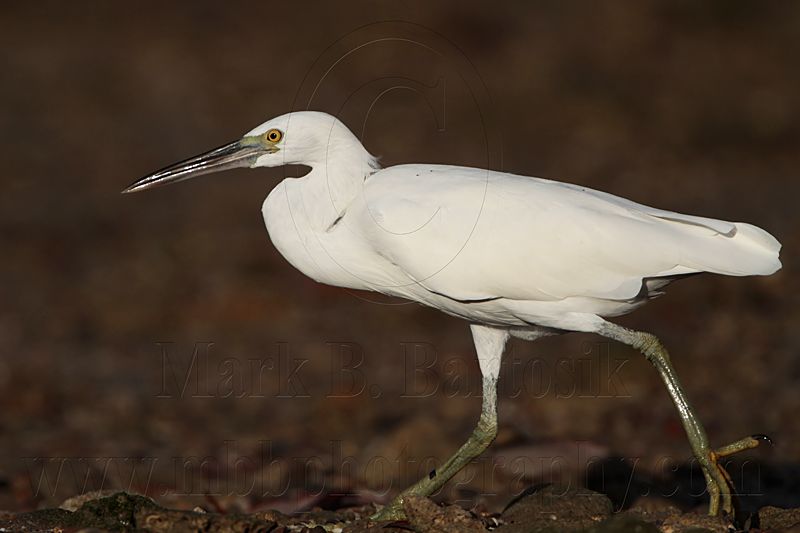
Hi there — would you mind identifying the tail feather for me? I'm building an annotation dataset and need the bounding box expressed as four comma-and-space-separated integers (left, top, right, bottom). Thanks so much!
682, 221, 782, 277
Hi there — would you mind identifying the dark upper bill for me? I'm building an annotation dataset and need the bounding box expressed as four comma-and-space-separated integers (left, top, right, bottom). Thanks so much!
121, 139, 272, 194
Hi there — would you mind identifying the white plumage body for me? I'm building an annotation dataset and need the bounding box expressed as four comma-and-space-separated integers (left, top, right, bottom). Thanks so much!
263, 154, 780, 332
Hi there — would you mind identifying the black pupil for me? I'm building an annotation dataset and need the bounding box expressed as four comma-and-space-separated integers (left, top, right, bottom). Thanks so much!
270, 132, 278, 140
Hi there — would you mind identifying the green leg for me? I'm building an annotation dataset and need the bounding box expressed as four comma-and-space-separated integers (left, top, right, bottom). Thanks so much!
600, 322, 766, 516
371, 325, 507, 521
371, 376, 498, 521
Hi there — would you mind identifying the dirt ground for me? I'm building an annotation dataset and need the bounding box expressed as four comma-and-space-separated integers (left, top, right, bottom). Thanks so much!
3, 488, 800, 532
1, 1, 799, 532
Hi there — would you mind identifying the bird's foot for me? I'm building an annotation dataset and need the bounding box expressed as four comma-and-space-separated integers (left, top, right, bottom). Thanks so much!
703, 434, 772, 516
370, 499, 407, 522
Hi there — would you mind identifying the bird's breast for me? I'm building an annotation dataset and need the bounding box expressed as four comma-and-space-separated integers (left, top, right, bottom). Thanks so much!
261, 180, 386, 292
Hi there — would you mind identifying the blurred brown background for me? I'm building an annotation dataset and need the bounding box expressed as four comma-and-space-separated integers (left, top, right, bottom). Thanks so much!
0, 0, 797, 514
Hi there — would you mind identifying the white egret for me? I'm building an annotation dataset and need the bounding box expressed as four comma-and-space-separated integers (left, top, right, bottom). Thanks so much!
124, 111, 781, 519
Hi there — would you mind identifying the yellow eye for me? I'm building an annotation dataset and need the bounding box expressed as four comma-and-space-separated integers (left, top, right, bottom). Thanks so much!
265, 129, 283, 143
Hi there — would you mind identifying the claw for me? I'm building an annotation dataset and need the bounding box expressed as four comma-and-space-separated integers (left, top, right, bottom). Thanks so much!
705, 434, 771, 516
751, 433, 774, 446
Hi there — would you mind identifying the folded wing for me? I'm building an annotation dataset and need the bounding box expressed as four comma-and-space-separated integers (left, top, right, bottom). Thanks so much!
353, 165, 781, 302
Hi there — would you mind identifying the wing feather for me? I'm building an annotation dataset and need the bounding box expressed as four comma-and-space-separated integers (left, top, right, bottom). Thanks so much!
352, 165, 781, 302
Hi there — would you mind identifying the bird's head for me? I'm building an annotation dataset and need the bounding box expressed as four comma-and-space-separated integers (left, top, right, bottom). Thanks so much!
123, 111, 377, 193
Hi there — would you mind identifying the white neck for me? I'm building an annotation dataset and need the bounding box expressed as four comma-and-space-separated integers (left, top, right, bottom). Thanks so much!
291, 140, 379, 231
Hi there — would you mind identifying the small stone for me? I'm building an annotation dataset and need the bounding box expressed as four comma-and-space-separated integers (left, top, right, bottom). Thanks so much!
496, 485, 613, 533
758, 506, 800, 530
628, 495, 681, 514
585, 514, 660, 533
262, 508, 291, 523
659, 510, 730, 533
59, 490, 124, 512
402, 495, 486, 533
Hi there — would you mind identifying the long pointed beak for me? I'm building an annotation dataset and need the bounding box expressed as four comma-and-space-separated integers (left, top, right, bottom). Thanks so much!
122, 139, 272, 194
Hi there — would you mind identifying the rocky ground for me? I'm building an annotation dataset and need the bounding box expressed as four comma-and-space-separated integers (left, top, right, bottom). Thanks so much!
3, 487, 800, 533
